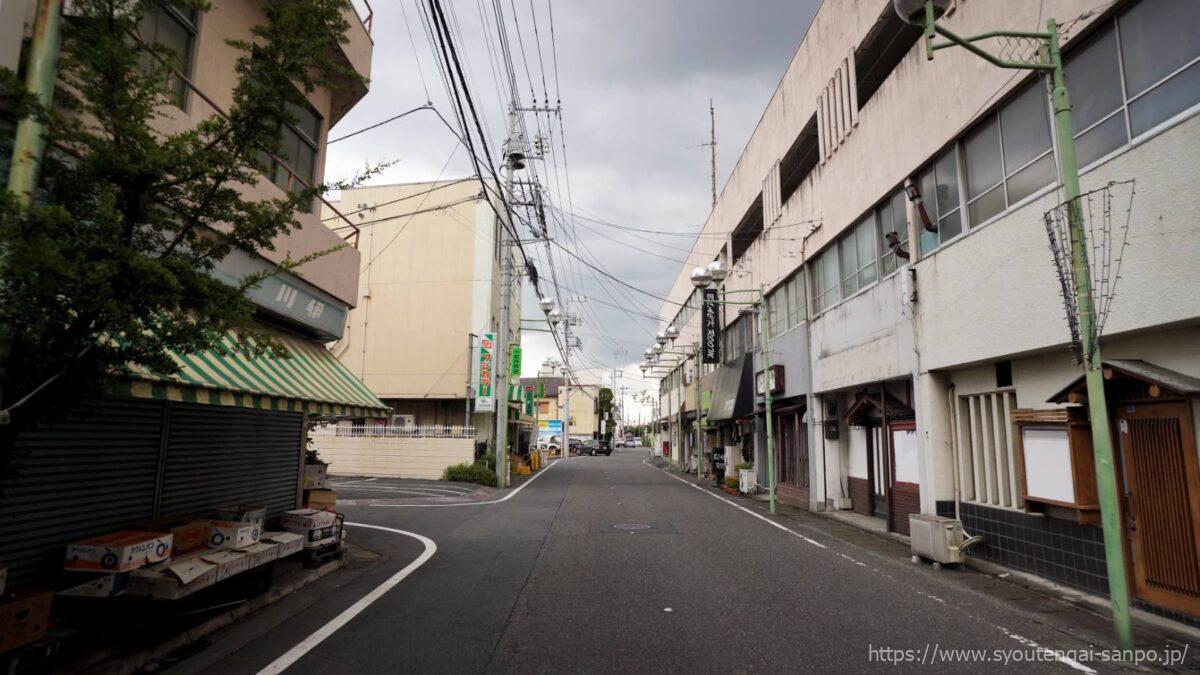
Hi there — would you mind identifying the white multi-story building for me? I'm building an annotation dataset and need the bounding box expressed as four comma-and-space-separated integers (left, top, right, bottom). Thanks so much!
654, 0, 1200, 624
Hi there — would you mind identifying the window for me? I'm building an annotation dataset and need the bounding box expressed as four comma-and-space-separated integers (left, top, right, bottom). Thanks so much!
813, 246, 840, 314
138, 4, 199, 109
730, 197, 764, 264
917, 147, 964, 254
1118, 0, 1200, 136
954, 390, 1020, 509
263, 101, 323, 212
1062, 0, 1200, 167
839, 214, 877, 297
877, 190, 908, 275
766, 272, 806, 338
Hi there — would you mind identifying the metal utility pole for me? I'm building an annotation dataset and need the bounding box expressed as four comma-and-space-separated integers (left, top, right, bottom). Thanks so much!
492, 111, 521, 488
756, 286, 777, 514
1, 0, 64, 419
562, 312, 571, 455
908, 1, 1132, 649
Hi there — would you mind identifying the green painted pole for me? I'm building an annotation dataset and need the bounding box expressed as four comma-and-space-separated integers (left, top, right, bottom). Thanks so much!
694, 348, 702, 482
757, 286, 776, 514
1046, 19, 1134, 650
1, 0, 64, 419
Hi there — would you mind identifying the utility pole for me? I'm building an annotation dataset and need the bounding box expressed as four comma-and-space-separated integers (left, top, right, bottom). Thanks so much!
562, 310, 571, 455
908, 1, 1132, 649
2, 0, 64, 420
492, 110, 521, 488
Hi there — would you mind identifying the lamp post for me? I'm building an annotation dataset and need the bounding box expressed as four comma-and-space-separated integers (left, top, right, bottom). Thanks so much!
900, 0, 1131, 649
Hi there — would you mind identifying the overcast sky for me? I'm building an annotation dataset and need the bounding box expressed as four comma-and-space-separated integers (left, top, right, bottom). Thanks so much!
328, 0, 820, 423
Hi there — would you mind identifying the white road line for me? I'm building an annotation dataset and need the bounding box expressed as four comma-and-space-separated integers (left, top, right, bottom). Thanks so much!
335, 485, 472, 497
656, 461, 828, 549
373, 457, 572, 508
999, 627, 1097, 674
256, 523, 437, 674
332, 481, 472, 495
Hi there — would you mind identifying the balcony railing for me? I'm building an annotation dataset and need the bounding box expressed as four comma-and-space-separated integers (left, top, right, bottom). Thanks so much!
315, 425, 477, 439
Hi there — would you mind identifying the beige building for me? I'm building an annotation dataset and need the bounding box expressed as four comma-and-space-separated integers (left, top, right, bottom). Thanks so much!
653, 0, 1200, 624
326, 179, 517, 442
522, 376, 601, 439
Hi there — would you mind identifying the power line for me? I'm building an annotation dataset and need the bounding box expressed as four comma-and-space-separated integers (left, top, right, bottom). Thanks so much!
327, 105, 433, 144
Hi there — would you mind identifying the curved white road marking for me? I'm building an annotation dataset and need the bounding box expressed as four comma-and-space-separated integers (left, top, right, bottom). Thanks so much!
374, 456, 573, 508
256, 523, 437, 674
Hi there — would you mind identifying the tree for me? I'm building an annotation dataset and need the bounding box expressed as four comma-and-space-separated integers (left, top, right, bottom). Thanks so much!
0, 0, 373, 452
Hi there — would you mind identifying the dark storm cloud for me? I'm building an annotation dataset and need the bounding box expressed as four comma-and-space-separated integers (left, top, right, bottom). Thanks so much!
327, 0, 820, 408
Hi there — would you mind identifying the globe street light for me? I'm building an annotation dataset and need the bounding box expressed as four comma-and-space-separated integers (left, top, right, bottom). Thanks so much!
539, 296, 555, 313
548, 309, 562, 326
666, 324, 678, 342
707, 259, 727, 283
690, 266, 711, 288
655, 330, 668, 346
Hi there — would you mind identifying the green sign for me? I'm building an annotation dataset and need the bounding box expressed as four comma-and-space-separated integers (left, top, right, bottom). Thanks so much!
537, 379, 545, 398
524, 389, 534, 415
510, 345, 522, 376
475, 332, 495, 413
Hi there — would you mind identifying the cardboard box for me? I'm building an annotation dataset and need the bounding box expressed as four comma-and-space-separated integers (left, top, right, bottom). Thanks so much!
204, 521, 257, 549
58, 572, 128, 598
238, 541, 279, 568
262, 531, 303, 558
303, 489, 337, 510
303, 462, 330, 490
279, 509, 341, 549
200, 550, 252, 582
64, 531, 173, 573
215, 505, 266, 541
146, 520, 209, 555
127, 552, 217, 600
0, 566, 6, 595
0, 591, 52, 654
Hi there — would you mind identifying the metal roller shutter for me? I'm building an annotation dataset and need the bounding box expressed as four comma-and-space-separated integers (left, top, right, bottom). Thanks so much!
0, 399, 165, 588
158, 404, 303, 520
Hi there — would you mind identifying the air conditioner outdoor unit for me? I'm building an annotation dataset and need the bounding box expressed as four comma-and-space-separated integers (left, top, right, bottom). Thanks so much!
909, 514, 977, 568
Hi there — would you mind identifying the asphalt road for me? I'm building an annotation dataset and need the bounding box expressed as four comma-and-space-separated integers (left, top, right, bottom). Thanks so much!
165, 449, 1197, 674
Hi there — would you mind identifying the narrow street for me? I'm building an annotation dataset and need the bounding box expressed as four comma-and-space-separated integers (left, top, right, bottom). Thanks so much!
163, 450, 1193, 674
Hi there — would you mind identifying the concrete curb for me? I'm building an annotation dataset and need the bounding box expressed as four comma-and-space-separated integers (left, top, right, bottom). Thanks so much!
69, 554, 349, 674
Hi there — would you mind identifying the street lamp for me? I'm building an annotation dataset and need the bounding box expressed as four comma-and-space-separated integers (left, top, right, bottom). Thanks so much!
690, 266, 712, 288
547, 308, 562, 326
666, 324, 679, 342
900, 0, 1131, 649
655, 330, 668, 346
707, 259, 727, 283
539, 296, 555, 313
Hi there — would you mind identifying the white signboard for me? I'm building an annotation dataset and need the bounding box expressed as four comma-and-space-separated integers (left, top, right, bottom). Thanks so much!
1021, 427, 1075, 503
892, 427, 919, 484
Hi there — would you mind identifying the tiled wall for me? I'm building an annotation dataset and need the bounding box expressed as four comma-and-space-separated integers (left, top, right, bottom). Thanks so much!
935, 501, 1200, 629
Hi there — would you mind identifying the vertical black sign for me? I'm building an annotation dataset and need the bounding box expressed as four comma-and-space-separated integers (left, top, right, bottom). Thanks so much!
702, 288, 720, 364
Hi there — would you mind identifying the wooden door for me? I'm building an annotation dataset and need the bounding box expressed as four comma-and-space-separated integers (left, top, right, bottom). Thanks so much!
1116, 401, 1200, 616
775, 413, 809, 507
888, 421, 920, 535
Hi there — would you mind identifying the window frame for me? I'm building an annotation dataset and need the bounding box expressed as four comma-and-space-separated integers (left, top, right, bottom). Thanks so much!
140, 3, 200, 110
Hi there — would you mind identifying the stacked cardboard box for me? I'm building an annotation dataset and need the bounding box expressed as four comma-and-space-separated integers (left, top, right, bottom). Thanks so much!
280, 509, 341, 549
0, 591, 52, 655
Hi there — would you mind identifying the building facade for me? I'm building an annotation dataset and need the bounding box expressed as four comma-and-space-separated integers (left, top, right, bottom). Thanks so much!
0, 0, 383, 588
325, 179, 517, 449
654, 0, 1200, 623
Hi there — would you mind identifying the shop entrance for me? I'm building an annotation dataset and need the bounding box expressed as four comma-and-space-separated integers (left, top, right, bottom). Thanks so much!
1116, 400, 1200, 616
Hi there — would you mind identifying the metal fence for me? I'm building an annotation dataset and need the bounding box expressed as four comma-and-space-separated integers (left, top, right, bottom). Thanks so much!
313, 425, 476, 439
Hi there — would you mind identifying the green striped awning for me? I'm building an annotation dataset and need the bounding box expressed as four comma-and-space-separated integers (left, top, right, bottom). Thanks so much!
121, 326, 388, 417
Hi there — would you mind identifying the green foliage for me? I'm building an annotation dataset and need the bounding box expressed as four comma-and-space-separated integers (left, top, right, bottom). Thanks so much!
0, 0, 379, 446
443, 461, 498, 486
724, 476, 739, 489
480, 451, 497, 472
734, 462, 754, 471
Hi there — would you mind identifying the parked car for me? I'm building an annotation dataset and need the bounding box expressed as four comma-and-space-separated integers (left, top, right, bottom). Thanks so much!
623, 438, 638, 447
568, 437, 582, 453
583, 438, 611, 456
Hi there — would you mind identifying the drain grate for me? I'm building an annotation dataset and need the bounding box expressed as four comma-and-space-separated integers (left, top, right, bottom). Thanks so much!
592, 521, 677, 535
612, 523, 652, 531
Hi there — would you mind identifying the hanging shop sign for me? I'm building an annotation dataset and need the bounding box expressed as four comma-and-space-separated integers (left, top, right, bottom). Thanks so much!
702, 289, 720, 364
755, 365, 785, 395
476, 332, 496, 412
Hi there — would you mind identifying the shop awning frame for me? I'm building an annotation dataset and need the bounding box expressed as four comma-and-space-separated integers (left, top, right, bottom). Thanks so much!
121, 326, 389, 418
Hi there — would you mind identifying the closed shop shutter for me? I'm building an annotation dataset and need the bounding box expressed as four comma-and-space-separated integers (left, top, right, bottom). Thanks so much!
0, 399, 165, 588
158, 404, 303, 520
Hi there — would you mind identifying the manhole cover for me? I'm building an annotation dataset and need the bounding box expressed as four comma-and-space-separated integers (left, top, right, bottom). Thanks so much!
612, 523, 652, 531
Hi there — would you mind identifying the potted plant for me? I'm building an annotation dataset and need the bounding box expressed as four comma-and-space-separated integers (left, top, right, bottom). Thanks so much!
723, 476, 740, 496
735, 462, 755, 494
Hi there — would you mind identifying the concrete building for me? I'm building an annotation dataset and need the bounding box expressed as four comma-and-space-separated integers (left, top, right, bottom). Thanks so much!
522, 376, 601, 440
653, 0, 1200, 623
325, 179, 518, 448
0, 0, 382, 587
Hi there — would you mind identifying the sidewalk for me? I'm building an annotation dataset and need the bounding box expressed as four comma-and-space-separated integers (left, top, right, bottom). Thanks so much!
658, 459, 1200, 666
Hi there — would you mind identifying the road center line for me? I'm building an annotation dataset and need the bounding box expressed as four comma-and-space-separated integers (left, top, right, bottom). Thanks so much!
256, 523, 437, 674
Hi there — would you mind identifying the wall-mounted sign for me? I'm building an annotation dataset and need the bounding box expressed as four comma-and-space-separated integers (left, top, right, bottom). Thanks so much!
510, 345, 522, 376
475, 332, 496, 412
755, 365, 785, 395
701, 289, 720, 364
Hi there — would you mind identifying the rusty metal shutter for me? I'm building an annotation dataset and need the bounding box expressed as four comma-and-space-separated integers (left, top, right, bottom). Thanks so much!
158, 404, 303, 521
0, 398, 165, 588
